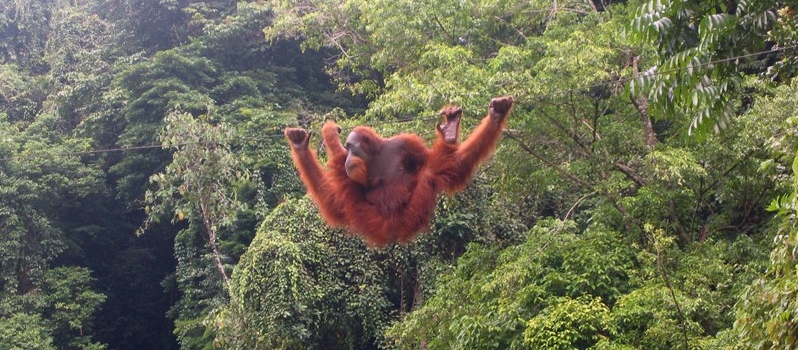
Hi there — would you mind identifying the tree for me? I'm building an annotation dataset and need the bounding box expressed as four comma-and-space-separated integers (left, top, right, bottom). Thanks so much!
142, 110, 254, 287
140, 110, 256, 346
0, 112, 107, 349
41, 268, 107, 350
88, 0, 191, 52
628, 0, 790, 134
216, 198, 392, 349
0, 313, 56, 350
0, 0, 57, 73
387, 220, 637, 349
735, 82, 798, 350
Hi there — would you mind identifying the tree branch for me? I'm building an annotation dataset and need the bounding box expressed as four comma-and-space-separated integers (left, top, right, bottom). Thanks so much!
504, 130, 593, 189
631, 55, 658, 150
200, 195, 231, 290
614, 162, 645, 187
504, 130, 636, 230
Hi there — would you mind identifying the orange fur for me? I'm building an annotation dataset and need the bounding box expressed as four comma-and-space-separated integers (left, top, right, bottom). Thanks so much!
345, 157, 368, 185
285, 97, 513, 246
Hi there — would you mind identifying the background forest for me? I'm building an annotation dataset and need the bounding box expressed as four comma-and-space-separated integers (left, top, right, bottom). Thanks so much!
2, 0, 798, 349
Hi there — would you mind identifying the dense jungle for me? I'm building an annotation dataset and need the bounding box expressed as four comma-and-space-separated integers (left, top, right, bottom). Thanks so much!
2, 0, 798, 349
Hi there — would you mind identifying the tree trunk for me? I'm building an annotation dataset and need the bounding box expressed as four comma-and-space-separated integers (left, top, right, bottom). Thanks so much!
200, 200, 230, 290
631, 56, 658, 150
413, 272, 428, 350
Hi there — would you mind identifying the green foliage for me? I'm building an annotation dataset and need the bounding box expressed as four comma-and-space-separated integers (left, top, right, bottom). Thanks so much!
141, 110, 262, 347
608, 234, 764, 349
267, 0, 606, 105
45, 5, 122, 138
89, 0, 191, 51
0, 113, 103, 294
215, 177, 524, 350
0, 313, 56, 350
42, 268, 107, 350
0, 125, 108, 346
768, 6, 798, 79
523, 296, 611, 349
0, 0, 55, 72
605, 78, 780, 246
387, 220, 637, 349
1, 0, 365, 349
0, 64, 44, 122
3, 0, 797, 349
121, 50, 216, 123
111, 48, 218, 203
627, 0, 786, 134
735, 81, 798, 350
266, 0, 375, 94
388, 220, 765, 349
141, 111, 250, 240
217, 198, 392, 349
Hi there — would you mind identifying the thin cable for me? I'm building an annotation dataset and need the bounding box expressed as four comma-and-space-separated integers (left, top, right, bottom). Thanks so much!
2, 144, 164, 162
0, 132, 287, 162
1, 45, 793, 163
